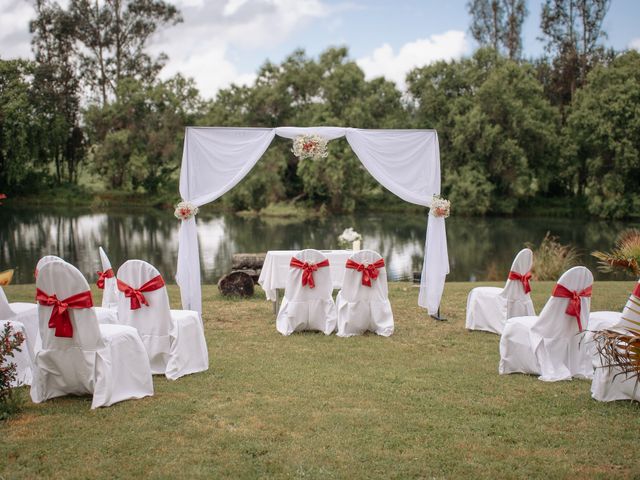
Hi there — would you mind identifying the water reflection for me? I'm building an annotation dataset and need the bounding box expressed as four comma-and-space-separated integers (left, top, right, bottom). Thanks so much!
1, 206, 638, 284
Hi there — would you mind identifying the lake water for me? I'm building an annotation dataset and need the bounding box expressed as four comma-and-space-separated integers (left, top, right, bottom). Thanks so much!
1, 206, 637, 284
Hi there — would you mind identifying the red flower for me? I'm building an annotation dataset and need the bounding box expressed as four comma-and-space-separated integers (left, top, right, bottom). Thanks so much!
0, 193, 6, 205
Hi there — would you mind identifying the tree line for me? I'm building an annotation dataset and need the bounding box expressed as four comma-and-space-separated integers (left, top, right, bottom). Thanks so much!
0, 0, 638, 218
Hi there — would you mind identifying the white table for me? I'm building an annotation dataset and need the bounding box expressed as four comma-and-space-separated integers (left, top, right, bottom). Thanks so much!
258, 250, 353, 304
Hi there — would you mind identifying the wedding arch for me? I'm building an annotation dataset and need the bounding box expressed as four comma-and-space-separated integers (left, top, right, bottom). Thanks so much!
176, 126, 449, 316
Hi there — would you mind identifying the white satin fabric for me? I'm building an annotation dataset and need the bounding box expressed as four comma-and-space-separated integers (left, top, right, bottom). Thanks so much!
499, 266, 593, 382
30, 261, 153, 408
117, 260, 208, 380
0, 285, 38, 373
99, 246, 119, 310
276, 250, 337, 336
589, 280, 640, 402
335, 250, 394, 337
36, 255, 118, 325
465, 248, 536, 334
258, 250, 353, 302
176, 126, 448, 316
0, 319, 33, 387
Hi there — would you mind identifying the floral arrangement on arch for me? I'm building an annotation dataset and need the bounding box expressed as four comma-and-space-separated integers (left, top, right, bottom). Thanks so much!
292, 134, 329, 160
338, 227, 362, 250
430, 195, 450, 218
174, 201, 199, 220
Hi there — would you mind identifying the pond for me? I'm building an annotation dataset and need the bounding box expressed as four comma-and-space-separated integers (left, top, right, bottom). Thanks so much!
1, 205, 637, 285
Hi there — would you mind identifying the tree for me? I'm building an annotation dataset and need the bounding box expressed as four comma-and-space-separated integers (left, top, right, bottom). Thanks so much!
539, 0, 611, 106
468, 0, 527, 60
564, 51, 640, 218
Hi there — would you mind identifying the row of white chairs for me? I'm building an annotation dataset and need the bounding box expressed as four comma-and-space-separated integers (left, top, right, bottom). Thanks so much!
276, 249, 394, 337
465, 248, 640, 402
0, 249, 208, 409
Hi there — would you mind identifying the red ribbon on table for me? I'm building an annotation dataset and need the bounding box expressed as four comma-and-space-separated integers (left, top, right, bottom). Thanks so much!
508, 270, 532, 294
551, 283, 592, 332
36, 288, 94, 338
290, 257, 330, 288
96, 268, 114, 289
117, 275, 165, 310
345, 258, 385, 287
633, 282, 640, 299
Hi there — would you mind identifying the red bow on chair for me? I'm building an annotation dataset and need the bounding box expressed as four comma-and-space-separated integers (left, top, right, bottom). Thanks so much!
117, 275, 165, 310
290, 257, 330, 288
508, 270, 532, 294
96, 268, 114, 289
36, 288, 94, 338
551, 283, 592, 332
345, 258, 385, 287
633, 282, 640, 299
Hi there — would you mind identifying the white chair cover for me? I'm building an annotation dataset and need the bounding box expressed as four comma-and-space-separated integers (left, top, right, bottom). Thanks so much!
465, 248, 535, 334
335, 250, 394, 337
116, 260, 208, 380
0, 319, 33, 387
30, 260, 153, 408
276, 249, 337, 336
36, 254, 118, 325
590, 280, 640, 402
499, 266, 593, 382
98, 246, 119, 310
0, 286, 39, 363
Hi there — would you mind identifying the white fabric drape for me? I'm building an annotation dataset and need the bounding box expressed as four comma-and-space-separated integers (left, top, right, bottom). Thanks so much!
176, 126, 449, 315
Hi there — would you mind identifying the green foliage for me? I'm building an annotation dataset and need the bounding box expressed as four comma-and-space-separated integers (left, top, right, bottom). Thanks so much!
0, 322, 25, 420
592, 228, 640, 277
564, 51, 640, 218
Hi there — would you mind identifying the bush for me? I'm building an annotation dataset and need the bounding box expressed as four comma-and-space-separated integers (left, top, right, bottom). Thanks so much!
0, 322, 25, 420
592, 229, 640, 278
527, 232, 580, 281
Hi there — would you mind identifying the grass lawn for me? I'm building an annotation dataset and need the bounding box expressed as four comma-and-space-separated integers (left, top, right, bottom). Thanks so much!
1, 281, 639, 479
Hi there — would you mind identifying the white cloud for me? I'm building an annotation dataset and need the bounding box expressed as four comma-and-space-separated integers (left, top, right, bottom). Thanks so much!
630, 38, 640, 51
150, 0, 331, 96
0, 1, 35, 59
356, 30, 470, 90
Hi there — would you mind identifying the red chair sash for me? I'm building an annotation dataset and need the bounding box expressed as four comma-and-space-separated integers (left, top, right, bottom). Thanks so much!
96, 268, 114, 289
633, 282, 640, 299
345, 258, 385, 287
117, 275, 165, 310
36, 288, 94, 338
508, 270, 532, 294
290, 257, 330, 288
551, 283, 592, 331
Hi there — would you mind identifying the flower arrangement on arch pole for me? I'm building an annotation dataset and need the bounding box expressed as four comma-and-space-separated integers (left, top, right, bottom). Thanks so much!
174, 201, 199, 221
338, 227, 362, 250
292, 134, 329, 161
429, 194, 450, 218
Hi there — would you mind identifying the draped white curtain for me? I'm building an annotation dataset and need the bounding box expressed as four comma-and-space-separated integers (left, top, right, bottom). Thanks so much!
177, 126, 449, 315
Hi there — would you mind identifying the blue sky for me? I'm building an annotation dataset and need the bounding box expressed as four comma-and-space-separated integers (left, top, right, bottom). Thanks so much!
1, 0, 639, 97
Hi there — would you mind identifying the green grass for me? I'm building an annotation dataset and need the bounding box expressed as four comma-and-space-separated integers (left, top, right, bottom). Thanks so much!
1, 281, 639, 479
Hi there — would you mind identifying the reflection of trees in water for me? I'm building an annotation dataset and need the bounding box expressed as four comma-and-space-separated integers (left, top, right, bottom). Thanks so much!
3, 207, 639, 284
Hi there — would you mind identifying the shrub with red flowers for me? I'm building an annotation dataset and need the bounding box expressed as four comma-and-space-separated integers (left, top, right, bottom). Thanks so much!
0, 322, 25, 419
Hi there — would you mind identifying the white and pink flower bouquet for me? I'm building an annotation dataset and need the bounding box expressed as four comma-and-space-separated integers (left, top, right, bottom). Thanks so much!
429, 195, 450, 218
174, 201, 199, 220
292, 134, 329, 160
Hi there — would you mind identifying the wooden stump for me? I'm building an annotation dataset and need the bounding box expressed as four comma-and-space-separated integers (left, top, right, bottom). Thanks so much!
218, 271, 255, 297
232, 253, 266, 270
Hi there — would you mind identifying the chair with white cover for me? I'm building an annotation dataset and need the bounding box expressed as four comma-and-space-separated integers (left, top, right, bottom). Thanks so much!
30, 260, 153, 408
0, 319, 33, 387
0, 286, 38, 363
116, 260, 208, 380
335, 250, 394, 337
276, 249, 337, 336
96, 246, 118, 310
499, 266, 593, 382
465, 248, 535, 334
589, 280, 640, 402
36, 255, 118, 325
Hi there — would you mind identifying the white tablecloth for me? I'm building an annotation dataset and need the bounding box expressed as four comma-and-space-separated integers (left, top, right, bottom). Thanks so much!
258, 250, 353, 301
